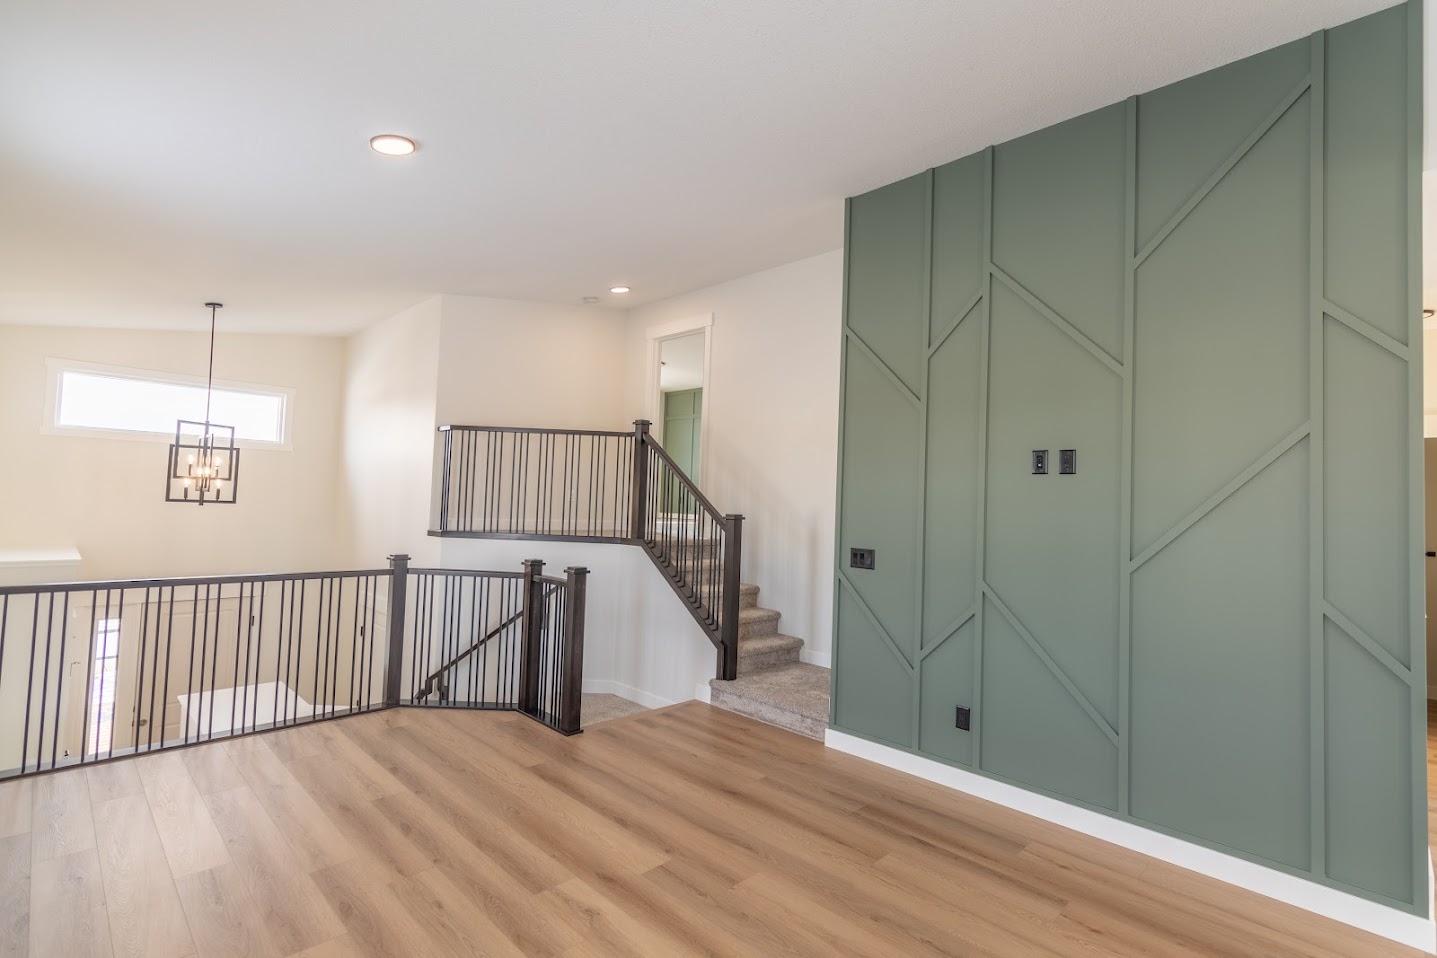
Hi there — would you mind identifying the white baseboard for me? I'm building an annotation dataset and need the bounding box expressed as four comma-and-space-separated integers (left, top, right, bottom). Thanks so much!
799, 649, 832, 668
1427, 684, 1437, 701
694, 680, 712, 704
825, 728, 1436, 953
581, 678, 683, 710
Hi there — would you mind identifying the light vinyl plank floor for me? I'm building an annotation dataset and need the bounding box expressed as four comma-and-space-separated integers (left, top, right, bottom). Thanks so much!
0, 701, 1426, 957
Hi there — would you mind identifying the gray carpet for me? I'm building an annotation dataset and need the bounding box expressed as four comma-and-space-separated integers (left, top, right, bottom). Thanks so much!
582, 692, 648, 726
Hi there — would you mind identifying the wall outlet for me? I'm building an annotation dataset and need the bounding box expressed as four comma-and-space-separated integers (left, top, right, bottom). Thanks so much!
1032, 450, 1048, 475
850, 547, 876, 570
1059, 449, 1077, 475
955, 706, 971, 731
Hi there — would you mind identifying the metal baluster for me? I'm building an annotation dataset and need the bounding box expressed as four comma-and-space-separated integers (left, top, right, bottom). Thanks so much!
246, 580, 263, 735
50, 591, 69, 770
228, 582, 244, 736
130, 587, 152, 760
158, 586, 176, 751
80, 590, 98, 762
290, 578, 305, 726
21, 594, 41, 772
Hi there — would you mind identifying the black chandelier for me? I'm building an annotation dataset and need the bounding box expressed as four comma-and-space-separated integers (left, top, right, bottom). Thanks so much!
165, 302, 240, 505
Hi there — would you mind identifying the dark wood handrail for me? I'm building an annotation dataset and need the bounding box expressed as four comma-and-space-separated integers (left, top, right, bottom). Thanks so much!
640, 433, 727, 525
407, 568, 525, 579
0, 568, 394, 596
438, 424, 631, 438
417, 584, 560, 699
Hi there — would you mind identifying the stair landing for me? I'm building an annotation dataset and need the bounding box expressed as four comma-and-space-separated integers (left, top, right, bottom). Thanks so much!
709, 662, 829, 740
709, 581, 829, 740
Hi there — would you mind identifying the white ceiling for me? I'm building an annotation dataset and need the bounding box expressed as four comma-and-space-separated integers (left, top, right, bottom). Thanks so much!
0, 0, 1414, 335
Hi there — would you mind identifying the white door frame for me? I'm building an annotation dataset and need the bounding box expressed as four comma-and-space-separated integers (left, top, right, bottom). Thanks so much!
644, 313, 713, 489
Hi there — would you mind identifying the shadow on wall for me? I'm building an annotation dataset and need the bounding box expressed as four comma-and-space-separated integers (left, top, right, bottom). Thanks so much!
703, 428, 833, 662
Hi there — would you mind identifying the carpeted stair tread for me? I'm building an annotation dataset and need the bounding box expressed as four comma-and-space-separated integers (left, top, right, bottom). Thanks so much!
739, 632, 802, 653
737, 632, 803, 674
738, 606, 781, 640
739, 582, 760, 609
709, 663, 830, 740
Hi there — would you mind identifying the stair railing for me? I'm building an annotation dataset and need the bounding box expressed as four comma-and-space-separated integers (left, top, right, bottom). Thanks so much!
433, 421, 742, 680
0, 555, 589, 780
631, 421, 742, 680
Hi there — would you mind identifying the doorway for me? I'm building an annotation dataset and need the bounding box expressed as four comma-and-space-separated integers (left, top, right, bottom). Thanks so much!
656, 330, 706, 513
646, 317, 711, 473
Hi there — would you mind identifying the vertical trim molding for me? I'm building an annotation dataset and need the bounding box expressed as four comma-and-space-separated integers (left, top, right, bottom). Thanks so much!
1404, 0, 1428, 908
828, 197, 853, 726
912, 169, 934, 746
972, 145, 995, 769
1307, 28, 1328, 880
1119, 95, 1138, 817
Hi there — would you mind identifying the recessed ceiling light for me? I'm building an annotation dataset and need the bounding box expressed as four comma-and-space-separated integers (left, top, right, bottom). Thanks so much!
609, 286, 630, 294
581, 296, 600, 305
370, 134, 416, 156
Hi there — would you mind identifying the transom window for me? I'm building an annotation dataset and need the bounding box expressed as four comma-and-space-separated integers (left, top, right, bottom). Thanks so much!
47, 360, 291, 446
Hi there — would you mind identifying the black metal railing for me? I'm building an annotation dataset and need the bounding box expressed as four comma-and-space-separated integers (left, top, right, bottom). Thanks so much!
437, 426, 635, 540
401, 559, 587, 734
431, 420, 743, 680
0, 555, 588, 779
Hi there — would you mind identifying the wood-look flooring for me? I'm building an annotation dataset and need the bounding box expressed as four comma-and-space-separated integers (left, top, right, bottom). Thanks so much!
0, 701, 1428, 957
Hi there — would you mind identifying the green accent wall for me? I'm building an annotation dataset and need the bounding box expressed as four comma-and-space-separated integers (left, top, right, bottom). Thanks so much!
832, 2, 1425, 911
662, 388, 702, 512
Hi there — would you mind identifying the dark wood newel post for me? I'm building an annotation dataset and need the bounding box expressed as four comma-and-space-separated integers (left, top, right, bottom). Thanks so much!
383, 554, 410, 707
630, 420, 651, 543
518, 558, 545, 715
559, 566, 589, 734
719, 515, 743, 681
437, 427, 452, 533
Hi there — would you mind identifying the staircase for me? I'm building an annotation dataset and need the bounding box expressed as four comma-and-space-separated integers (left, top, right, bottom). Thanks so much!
430, 419, 832, 739
708, 581, 829, 739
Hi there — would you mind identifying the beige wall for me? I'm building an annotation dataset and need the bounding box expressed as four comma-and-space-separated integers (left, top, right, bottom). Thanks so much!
436, 295, 631, 429
624, 250, 843, 663
0, 324, 348, 580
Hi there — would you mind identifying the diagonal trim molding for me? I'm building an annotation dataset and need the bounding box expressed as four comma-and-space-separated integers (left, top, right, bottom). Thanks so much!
1323, 299, 1410, 360
1134, 75, 1312, 267
982, 584, 1119, 746
1129, 421, 1311, 572
927, 289, 984, 358
989, 264, 1124, 375
920, 605, 976, 661
844, 328, 922, 408
1323, 601, 1414, 682
837, 570, 916, 673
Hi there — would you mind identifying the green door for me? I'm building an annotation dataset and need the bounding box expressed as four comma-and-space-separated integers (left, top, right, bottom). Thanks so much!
662, 388, 701, 512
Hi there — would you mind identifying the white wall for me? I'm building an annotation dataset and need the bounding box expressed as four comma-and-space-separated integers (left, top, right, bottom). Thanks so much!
436, 537, 716, 708
340, 296, 443, 567
0, 324, 348, 580
624, 250, 843, 664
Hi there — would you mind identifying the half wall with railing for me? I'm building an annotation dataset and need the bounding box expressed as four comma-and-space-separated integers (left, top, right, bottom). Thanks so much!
0, 555, 587, 779
434, 421, 742, 679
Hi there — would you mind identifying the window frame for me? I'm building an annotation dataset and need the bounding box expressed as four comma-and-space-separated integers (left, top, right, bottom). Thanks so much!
43, 358, 295, 451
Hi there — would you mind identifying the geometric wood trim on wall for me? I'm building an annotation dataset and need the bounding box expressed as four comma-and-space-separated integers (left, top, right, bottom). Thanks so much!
833, 0, 1423, 912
